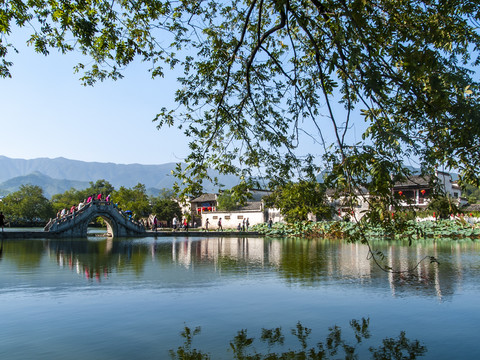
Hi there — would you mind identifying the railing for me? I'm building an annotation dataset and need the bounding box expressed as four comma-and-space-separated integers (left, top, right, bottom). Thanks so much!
44, 201, 145, 234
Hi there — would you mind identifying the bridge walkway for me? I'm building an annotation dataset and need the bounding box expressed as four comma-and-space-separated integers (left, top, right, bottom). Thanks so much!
44, 200, 145, 238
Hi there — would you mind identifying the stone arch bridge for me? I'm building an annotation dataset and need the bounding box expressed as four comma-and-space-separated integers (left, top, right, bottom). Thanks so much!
44, 201, 145, 238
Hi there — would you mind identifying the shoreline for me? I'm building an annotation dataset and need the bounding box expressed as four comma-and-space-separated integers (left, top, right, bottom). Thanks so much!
0, 229, 260, 239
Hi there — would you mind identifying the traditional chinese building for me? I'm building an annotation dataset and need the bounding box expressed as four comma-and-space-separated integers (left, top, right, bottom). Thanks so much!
189, 189, 281, 229
392, 171, 465, 209
328, 171, 466, 222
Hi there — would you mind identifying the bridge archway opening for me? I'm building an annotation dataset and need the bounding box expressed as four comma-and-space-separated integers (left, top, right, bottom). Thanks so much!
86, 215, 115, 238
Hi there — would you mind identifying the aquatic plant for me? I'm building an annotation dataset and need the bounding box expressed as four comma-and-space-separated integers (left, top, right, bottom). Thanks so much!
252, 219, 480, 240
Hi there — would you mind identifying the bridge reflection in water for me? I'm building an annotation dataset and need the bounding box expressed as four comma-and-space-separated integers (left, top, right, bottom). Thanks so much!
44, 201, 145, 238
40, 236, 473, 301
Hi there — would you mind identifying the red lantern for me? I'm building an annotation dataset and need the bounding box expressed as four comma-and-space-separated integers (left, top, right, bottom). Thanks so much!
420, 189, 426, 195
208, 206, 212, 211
398, 191, 403, 196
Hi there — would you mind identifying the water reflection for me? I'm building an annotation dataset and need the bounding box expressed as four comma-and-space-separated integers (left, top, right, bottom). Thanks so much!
170, 319, 427, 360
0, 236, 478, 300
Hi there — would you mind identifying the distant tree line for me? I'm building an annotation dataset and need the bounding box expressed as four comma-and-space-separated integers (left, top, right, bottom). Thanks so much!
1, 178, 478, 227
0, 180, 182, 227
463, 184, 480, 205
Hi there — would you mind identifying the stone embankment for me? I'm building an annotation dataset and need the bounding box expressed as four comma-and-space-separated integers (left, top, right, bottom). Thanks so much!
0, 230, 259, 239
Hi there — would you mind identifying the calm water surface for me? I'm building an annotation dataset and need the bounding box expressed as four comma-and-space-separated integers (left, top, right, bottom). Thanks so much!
0, 234, 479, 359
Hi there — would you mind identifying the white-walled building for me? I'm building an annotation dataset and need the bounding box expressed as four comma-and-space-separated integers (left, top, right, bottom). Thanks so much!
202, 202, 266, 230
392, 171, 466, 208
190, 189, 284, 229
328, 171, 467, 222
327, 187, 370, 222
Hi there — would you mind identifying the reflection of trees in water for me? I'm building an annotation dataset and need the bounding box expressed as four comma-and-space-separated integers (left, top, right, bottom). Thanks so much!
155, 236, 474, 301
374, 239, 465, 300
169, 319, 427, 360
0, 238, 45, 268
2, 237, 476, 296
276, 238, 331, 285
277, 238, 472, 300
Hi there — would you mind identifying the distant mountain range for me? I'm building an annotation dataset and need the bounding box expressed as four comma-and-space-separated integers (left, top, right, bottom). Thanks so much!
0, 156, 239, 198
0, 171, 91, 198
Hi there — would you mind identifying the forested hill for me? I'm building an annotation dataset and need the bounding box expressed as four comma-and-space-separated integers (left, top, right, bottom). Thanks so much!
0, 156, 239, 196
0, 156, 178, 188
0, 172, 90, 198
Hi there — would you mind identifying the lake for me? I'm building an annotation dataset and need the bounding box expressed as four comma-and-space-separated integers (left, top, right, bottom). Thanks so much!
0, 234, 479, 359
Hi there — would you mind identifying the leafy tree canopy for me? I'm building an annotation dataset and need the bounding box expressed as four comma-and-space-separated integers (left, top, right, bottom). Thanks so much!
217, 184, 254, 211
463, 183, 480, 204
264, 180, 333, 222
51, 179, 115, 212
150, 197, 182, 224
86, 179, 115, 198
217, 189, 240, 211
0, 184, 53, 223
2, 0, 480, 210
112, 183, 150, 218
156, 188, 176, 200
51, 187, 86, 213
427, 195, 459, 219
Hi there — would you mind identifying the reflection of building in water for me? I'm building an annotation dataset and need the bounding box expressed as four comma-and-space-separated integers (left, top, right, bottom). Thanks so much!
173, 239, 192, 268
326, 239, 463, 301
42, 236, 474, 298
384, 241, 462, 301
168, 237, 468, 301
267, 241, 282, 266
171, 238, 282, 270
336, 242, 372, 279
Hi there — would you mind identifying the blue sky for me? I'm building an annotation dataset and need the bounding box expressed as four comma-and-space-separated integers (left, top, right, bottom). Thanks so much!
1, 33, 190, 165
1, 30, 369, 168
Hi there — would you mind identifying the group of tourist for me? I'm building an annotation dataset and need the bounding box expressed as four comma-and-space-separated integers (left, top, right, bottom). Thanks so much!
199, 217, 251, 232
148, 215, 168, 231
171, 216, 194, 232
55, 193, 112, 221
236, 218, 250, 231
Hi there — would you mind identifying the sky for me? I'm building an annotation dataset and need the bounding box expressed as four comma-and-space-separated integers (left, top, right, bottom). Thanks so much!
1, 31, 190, 165
0, 28, 369, 168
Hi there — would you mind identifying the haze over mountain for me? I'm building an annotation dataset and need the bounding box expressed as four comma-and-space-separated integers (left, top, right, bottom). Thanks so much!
0, 172, 91, 198
0, 156, 239, 198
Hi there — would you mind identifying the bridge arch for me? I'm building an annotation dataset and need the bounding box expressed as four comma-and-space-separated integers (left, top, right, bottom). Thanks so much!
83, 212, 116, 237
44, 201, 145, 238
